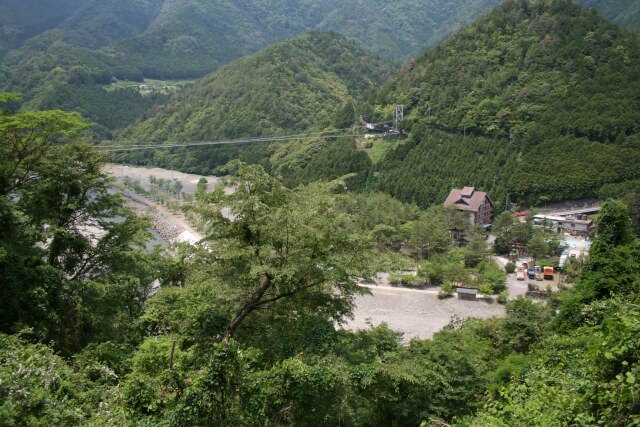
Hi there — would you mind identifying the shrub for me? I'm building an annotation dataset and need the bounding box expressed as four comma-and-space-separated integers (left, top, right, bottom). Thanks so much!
388, 273, 401, 285
504, 262, 516, 274
478, 283, 494, 296
438, 282, 454, 299
401, 274, 422, 287
497, 290, 509, 304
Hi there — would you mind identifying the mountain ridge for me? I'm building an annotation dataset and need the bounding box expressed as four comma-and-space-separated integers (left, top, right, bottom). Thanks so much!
369, 0, 640, 207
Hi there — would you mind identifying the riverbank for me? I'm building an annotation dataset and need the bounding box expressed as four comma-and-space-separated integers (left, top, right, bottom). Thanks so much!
104, 164, 207, 245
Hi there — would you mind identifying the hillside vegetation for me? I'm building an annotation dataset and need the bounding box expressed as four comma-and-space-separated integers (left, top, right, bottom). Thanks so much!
114, 31, 390, 178
0, 0, 89, 54
114, 0, 640, 208
369, 0, 640, 207
0, 0, 508, 131
3, 93, 640, 424
3, 0, 638, 134
576, 0, 640, 33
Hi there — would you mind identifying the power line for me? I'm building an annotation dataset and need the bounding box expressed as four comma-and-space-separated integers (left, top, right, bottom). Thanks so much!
96, 129, 363, 152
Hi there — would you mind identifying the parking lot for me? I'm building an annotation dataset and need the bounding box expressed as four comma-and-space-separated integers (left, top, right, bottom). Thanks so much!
345, 275, 506, 341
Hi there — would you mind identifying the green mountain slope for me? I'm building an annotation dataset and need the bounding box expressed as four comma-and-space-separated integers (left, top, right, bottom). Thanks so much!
3, 0, 505, 83
0, 0, 89, 54
576, 0, 640, 33
319, 0, 504, 61
369, 0, 640, 207
113, 32, 390, 178
0, 0, 506, 130
53, 0, 164, 49
119, 31, 392, 142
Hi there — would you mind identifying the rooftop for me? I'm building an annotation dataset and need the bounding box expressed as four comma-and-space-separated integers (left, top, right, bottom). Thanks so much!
444, 186, 493, 213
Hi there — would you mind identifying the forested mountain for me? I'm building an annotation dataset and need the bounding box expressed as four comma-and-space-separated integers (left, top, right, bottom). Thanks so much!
114, 31, 391, 177
368, 0, 640, 207
113, 0, 640, 208
3, 0, 504, 76
2, 0, 637, 134
0, 0, 89, 54
576, 0, 640, 33
0, 0, 510, 132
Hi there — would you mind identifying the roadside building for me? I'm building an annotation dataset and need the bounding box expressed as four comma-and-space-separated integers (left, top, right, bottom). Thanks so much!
533, 214, 594, 237
444, 186, 494, 226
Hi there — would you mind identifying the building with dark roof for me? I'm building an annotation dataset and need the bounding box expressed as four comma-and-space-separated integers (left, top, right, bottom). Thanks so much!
444, 186, 494, 225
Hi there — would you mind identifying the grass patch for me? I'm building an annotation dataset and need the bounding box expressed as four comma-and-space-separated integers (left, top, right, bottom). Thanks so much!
366, 138, 402, 164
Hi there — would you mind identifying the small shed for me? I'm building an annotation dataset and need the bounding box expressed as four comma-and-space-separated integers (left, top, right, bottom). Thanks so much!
456, 288, 478, 301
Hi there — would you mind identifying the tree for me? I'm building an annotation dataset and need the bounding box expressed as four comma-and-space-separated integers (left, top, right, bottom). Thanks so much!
410, 208, 451, 260
526, 232, 549, 260
593, 199, 633, 248
577, 200, 639, 300
195, 177, 208, 201
463, 228, 490, 267
0, 94, 152, 353
492, 211, 517, 253
191, 162, 374, 343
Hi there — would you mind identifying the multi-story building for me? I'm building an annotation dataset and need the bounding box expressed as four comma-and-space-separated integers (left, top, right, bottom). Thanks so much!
444, 186, 494, 225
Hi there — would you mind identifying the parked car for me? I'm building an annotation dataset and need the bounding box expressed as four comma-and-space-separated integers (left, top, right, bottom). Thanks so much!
527, 268, 536, 279
516, 267, 525, 280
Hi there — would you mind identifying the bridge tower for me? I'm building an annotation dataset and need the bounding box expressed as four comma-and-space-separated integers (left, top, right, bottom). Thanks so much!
394, 104, 404, 131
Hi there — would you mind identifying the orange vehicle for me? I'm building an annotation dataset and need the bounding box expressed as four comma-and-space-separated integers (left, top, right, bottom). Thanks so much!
543, 266, 554, 280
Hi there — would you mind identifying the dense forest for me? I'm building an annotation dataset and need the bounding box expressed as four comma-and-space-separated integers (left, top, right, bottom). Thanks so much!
2, 92, 640, 425
1, 0, 638, 135
0, 0, 509, 132
112, 31, 390, 181
576, 0, 640, 33
368, 0, 640, 207
117, 31, 392, 142
115, 0, 640, 209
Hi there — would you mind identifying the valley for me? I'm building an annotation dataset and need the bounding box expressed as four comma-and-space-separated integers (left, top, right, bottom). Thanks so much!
1, 1, 640, 425
107, 163, 507, 341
